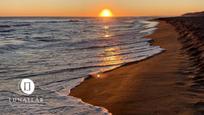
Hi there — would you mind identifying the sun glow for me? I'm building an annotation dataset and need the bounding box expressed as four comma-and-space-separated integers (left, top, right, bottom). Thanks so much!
99, 9, 113, 17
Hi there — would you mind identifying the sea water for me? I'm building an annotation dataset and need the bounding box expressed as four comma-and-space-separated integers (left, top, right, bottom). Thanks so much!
0, 17, 163, 114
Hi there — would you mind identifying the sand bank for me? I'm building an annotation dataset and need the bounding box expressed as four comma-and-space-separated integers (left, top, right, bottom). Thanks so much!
70, 21, 198, 115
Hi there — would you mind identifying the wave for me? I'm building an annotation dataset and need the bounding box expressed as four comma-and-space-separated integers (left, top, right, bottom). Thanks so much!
0, 17, 162, 115
0, 25, 11, 28
0, 29, 15, 33
12, 23, 31, 27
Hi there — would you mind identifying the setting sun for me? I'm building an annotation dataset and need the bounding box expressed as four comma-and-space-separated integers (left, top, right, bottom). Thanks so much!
99, 9, 113, 17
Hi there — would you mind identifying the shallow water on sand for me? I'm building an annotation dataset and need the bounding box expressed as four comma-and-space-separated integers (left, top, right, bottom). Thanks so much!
0, 17, 163, 114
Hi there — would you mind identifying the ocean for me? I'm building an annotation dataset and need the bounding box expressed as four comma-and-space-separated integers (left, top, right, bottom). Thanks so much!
0, 17, 164, 114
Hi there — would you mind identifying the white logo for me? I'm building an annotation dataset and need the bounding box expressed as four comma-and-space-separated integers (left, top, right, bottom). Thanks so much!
20, 78, 35, 95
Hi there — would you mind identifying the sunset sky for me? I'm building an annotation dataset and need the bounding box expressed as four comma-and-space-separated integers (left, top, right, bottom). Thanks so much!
0, 0, 204, 17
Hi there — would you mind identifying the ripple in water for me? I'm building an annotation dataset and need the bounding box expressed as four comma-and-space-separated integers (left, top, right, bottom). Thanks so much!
0, 17, 164, 114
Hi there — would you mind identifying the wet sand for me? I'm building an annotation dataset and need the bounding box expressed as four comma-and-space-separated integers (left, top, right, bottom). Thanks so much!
70, 21, 198, 114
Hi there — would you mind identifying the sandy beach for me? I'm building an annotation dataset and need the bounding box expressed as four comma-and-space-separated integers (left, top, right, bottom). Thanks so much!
0, 0, 204, 114
70, 20, 200, 114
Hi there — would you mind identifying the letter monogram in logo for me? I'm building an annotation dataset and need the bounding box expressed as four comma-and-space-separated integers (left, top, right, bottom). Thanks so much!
20, 79, 35, 95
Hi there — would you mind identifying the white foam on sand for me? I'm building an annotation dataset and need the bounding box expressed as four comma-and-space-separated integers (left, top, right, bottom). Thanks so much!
0, 19, 163, 115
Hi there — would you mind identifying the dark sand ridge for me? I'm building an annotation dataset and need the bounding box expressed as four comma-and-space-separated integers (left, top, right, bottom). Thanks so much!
162, 17, 204, 115
70, 21, 199, 114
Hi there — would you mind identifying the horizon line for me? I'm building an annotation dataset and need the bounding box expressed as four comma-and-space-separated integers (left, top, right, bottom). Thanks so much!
0, 15, 177, 18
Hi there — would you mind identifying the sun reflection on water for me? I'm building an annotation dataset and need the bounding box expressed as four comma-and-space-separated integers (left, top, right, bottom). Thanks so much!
104, 25, 109, 29
102, 47, 123, 65
101, 22, 124, 66
93, 46, 124, 79
103, 25, 111, 38
92, 21, 124, 79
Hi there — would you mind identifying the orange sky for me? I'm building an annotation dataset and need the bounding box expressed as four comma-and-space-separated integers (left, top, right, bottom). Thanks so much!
0, 0, 204, 16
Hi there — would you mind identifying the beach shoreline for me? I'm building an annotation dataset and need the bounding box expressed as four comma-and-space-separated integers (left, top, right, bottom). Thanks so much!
70, 19, 203, 114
